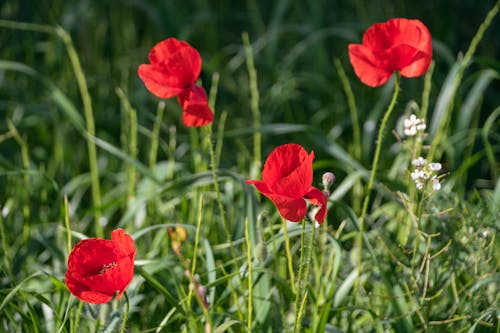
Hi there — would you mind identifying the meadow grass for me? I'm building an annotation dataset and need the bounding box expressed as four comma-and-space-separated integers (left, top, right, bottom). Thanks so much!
0, 0, 499, 332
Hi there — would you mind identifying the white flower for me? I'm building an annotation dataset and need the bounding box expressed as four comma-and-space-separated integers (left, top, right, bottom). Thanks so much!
404, 127, 417, 136
411, 170, 420, 180
431, 176, 441, 190
412, 157, 427, 167
415, 181, 424, 190
403, 114, 426, 137
416, 123, 426, 131
429, 163, 442, 171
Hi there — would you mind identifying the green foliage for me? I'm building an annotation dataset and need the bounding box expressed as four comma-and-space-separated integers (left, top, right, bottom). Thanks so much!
0, 0, 499, 332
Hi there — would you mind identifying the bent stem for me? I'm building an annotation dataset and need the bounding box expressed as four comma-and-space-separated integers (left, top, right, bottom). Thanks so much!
356, 74, 400, 290
119, 292, 130, 333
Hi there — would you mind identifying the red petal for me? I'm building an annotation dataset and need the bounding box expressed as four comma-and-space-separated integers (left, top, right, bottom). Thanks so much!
348, 44, 393, 87
245, 180, 272, 195
267, 193, 308, 222
138, 38, 202, 98
82, 256, 134, 297
78, 291, 114, 304
138, 64, 187, 98
246, 179, 307, 222
350, 18, 432, 86
148, 38, 201, 87
304, 187, 328, 224
65, 229, 135, 304
178, 85, 214, 127
261, 144, 313, 197
112, 228, 136, 259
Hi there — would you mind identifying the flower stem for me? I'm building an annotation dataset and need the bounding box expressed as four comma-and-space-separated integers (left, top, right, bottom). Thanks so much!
356, 74, 400, 290
282, 218, 296, 294
245, 217, 253, 331
119, 292, 130, 333
242, 32, 262, 179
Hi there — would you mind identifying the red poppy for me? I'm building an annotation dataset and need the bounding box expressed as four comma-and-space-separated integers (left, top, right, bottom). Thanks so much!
138, 37, 213, 127
348, 18, 432, 87
65, 228, 136, 304
246, 144, 327, 224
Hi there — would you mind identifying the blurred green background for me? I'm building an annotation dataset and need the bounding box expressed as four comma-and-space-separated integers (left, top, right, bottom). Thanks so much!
1, 1, 499, 332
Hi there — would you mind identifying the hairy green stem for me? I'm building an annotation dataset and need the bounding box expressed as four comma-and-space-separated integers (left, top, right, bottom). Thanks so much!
357, 74, 400, 289
282, 218, 296, 294
245, 217, 253, 331
293, 220, 315, 333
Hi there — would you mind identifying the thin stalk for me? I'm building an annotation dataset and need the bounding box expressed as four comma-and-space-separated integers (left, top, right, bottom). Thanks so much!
7, 121, 31, 240
116, 87, 138, 206
245, 217, 253, 331
242, 32, 261, 179
119, 292, 130, 333
56, 26, 103, 237
203, 76, 237, 259
335, 58, 363, 213
293, 220, 315, 333
148, 101, 165, 170
187, 195, 204, 308
72, 301, 83, 333
357, 74, 400, 289
334, 58, 361, 161
282, 218, 296, 293
64, 196, 72, 255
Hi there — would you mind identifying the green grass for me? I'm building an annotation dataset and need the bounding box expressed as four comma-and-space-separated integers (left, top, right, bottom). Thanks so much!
0, 0, 499, 332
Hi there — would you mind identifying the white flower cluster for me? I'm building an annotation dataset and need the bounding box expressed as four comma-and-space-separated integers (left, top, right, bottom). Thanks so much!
404, 114, 426, 137
410, 157, 442, 190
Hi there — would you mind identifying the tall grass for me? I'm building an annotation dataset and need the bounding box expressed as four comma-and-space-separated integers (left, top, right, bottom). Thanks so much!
0, 0, 499, 332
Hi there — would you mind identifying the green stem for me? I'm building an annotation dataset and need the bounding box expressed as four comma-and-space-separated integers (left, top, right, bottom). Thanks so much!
245, 217, 253, 331
148, 101, 165, 170
282, 218, 296, 294
119, 292, 130, 333
64, 196, 72, 256
293, 220, 315, 333
56, 27, 103, 237
334, 58, 361, 161
242, 32, 261, 179
357, 74, 400, 289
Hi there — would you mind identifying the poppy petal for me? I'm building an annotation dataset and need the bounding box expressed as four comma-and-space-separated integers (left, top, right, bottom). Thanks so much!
348, 44, 393, 87
178, 85, 214, 127
349, 18, 432, 87
65, 229, 135, 304
112, 228, 136, 258
78, 291, 115, 304
245, 180, 272, 195
148, 38, 201, 88
138, 64, 186, 98
262, 144, 313, 196
304, 187, 328, 224
138, 38, 202, 98
266, 193, 308, 222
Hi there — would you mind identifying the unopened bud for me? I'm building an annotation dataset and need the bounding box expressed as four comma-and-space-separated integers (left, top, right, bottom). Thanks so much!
322, 172, 335, 196
254, 242, 268, 262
